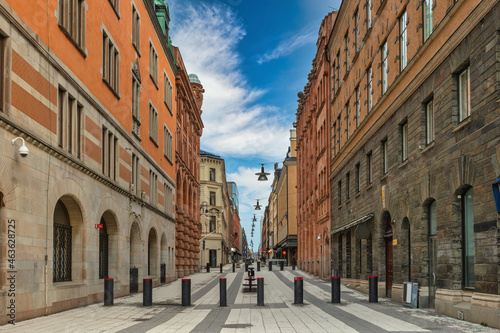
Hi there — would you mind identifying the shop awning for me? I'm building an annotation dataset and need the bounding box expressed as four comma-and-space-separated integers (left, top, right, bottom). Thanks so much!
330, 213, 374, 235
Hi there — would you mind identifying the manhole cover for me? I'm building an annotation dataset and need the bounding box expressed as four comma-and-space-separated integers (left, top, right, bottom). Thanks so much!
221, 324, 252, 328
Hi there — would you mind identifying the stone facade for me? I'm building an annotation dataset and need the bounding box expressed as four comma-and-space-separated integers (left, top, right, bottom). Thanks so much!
327, 0, 499, 327
0, 0, 179, 324
173, 48, 203, 278
296, 11, 336, 279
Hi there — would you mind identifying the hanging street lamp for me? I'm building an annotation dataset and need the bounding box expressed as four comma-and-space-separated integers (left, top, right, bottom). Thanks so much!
256, 163, 270, 181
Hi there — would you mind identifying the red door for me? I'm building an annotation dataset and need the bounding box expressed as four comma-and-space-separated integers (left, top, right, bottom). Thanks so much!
385, 237, 393, 297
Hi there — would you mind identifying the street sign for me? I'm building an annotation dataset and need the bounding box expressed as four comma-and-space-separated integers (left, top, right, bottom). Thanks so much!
95, 224, 103, 229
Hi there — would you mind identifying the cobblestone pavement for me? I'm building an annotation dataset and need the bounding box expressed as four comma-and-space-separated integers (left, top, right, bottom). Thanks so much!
2, 265, 498, 332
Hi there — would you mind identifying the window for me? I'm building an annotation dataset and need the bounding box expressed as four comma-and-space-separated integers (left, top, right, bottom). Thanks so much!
164, 183, 173, 215
462, 187, 475, 288
458, 67, 471, 122
149, 103, 158, 144
356, 163, 360, 193
109, 0, 119, 14
382, 138, 388, 174
58, 0, 86, 50
149, 170, 158, 205
132, 74, 141, 138
355, 86, 360, 128
366, 0, 371, 30
401, 121, 408, 162
53, 200, 72, 282
332, 122, 337, 156
164, 125, 173, 163
354, 10, 360, 52
149, 42, 158, 86
337, 115, 341, 152
345, 102, 350, 140
336, 52, 341, 91
346, 172, 351, 199
209, 216, 216, 232
429, 200, 437, 236
381, 42, 388, 94
131, 153, 140, 194
425, 100, 434, 144
344, 33, 349, 72
102, 127, 118, 180
132, 5, 140, 53
338, 180, 342, 206
103, 31, 120, 94
164, 73, 173, 113
367, 152, 373, 185
209, 168, 216, 181
0, 36, 6, 111
57, 87, 82, 158
209, 191, 216, 206
400, 10, 407, 71
423, 0, 433, 41
367, 67, 372, 112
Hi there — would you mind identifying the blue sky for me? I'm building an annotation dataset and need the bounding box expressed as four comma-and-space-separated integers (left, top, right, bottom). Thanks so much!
169, 0, 340, 253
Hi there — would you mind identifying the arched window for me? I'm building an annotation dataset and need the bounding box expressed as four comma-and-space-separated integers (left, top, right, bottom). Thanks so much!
463, 187, 475, 288
53, 200, 72, 282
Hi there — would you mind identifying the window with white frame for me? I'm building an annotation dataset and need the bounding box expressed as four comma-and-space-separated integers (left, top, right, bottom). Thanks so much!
149, 103, 158, 144
458, 67, 471, 122
355, 86, 360, 128
164, 73, 173, 113
354, 9, 360, 52
102, 126, 118, 180
103, 31, 120, 94
132, 74, 141, 138
425, 100, 434, 144
382, 138, 388, 174
423, 0, 433, 41
367, 67, 372, 112
149, 170, 158, 206
366, 0, 371, 30
164, 183, 173, 215
344, 33, 349, 72
400, 10, 407, 71
58, 0, 86, 50
132, 5, 140, 53
108, 0, 119, 14
58, 87, 83, 158
149, 41, 158, 86
381, 42, 388, 94
131, 153, 140, 194
345, 102, 350, 139
163, 124, 173, 163
401, 121, 408, 162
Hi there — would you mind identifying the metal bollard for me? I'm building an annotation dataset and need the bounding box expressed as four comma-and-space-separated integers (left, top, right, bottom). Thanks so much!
104, 279, 114, 306
294, 277, 303, 304
331, 277, 341, 303
280, 261, 284, 271
232, 261, 235, 272
245, 262, 248, 272
206, 263, 210, 273
182, 279, 191, 306
257, 261, 261, 271
220, 278, 227, 306
292, 261, 296, 270
268, 261, 272, 271
143, 279, 152, 306
257, 277, 264, 306
369, 276, 378, 303
220, 263, 223, 273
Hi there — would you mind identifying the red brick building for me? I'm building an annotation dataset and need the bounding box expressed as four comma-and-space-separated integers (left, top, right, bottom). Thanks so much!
296, 12, 336, 278
173, 48, 204, 278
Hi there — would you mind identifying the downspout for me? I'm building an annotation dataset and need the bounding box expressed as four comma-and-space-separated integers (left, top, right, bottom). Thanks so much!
44, 0, 51, 315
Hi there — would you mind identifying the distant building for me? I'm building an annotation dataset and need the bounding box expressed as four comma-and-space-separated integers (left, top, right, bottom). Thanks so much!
227, 182, 241, 262
327, 0, 499, 327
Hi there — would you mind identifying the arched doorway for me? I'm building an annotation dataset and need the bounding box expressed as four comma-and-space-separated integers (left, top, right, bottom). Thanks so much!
129, 222, 141, 293
99, 210, 118, 279
382, 211, 393, 297
148, 228, 158, 276
160, 233, 167, 283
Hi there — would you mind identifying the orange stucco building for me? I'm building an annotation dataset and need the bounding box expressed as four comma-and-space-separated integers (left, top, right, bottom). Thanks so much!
296, 11, 336, 279
0, 0, 180, 323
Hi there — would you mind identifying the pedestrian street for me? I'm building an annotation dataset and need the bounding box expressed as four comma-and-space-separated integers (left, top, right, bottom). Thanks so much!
1, 265, 496, 333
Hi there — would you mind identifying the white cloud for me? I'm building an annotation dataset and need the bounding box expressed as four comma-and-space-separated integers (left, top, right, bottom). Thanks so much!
257, 25, 317, 65
170, 2, 291, 160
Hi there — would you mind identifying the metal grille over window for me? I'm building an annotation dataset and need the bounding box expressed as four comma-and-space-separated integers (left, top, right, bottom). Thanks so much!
53, 223, 72, 282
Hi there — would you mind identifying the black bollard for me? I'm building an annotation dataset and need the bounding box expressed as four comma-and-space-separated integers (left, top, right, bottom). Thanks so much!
220, 278, 227, 306
104, 279, 114, 306
143, 279, 152, 306
268, 261, 272, 271
369, 276, 378, 303
182, 279, 191, 306
294, 277, 303, 304
206, 263, 210, 273
257, 277, 264, 306
257, 261, 261, 272
220, 263, 223, 273
292, 261, 296, 270
331, 277, 341, 303
245, 262, 248, 272
280, 261, 284, 271
232, 261, 235, 272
